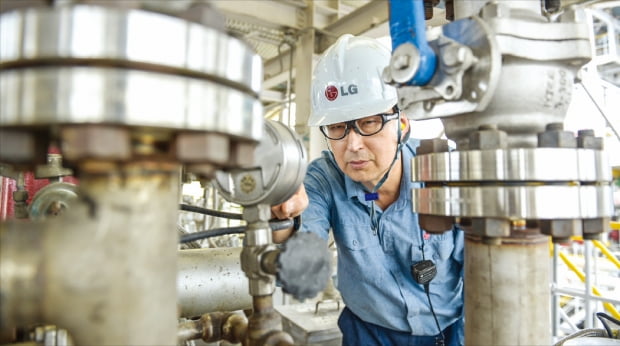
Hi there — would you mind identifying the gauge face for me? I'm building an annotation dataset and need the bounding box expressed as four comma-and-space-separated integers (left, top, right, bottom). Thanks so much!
28, 182, 79, 221
214, 120, 307, 206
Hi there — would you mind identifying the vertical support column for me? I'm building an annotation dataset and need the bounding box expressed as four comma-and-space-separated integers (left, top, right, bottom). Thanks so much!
465, 234, 551, 346
43, 161, 180, 345
294, 1, 317, 159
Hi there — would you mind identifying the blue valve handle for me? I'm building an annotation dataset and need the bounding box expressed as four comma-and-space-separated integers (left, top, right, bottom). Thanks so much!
388, 0, 437, 85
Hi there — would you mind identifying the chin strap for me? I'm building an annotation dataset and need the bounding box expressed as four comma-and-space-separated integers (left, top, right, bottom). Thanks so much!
366, 111, 410, 235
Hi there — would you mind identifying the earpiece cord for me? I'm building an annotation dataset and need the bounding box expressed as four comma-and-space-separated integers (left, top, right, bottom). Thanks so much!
421, 226, 445, 345
425, 283, 446, 346
367, 109, 410, 235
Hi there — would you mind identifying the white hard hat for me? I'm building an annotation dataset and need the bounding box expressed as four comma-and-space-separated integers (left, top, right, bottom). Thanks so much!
308, 34, 398, 127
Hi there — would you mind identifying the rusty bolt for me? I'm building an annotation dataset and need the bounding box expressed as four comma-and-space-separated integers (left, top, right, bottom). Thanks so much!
176, 132, 230, 165
60, 125, 131, 161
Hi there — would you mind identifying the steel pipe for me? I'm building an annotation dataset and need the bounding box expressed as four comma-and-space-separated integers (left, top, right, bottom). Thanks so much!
1, 162, 180, 345
177, 247, 252, 318
465, 232, 551, 345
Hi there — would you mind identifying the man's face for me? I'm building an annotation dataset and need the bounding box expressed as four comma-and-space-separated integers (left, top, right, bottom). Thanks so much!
327, 111, 404, 188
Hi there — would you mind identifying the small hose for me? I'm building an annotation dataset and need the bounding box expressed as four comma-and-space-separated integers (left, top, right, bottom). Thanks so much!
179, 203, 243, 220
179, 218, 294, 244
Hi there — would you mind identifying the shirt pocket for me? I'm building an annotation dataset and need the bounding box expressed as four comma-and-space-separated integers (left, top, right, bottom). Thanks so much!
334, 222, 385, 285
334, 222, 378, 251
427, 236, 456, 284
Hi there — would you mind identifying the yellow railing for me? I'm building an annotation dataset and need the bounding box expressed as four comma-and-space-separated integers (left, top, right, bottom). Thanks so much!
592, 239, 620, 269
551, 233, 620, 320
555, 248, 620, 319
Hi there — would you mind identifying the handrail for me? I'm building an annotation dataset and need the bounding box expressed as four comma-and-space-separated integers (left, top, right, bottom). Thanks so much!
592, 240, 620, 269
551, 242, 620, 320
570, 235, 620, 269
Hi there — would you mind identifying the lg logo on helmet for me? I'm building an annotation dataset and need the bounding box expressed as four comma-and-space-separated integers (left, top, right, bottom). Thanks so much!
325, 84, 358, 101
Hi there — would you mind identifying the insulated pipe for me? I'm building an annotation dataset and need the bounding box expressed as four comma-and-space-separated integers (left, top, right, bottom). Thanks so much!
388, 0, 437, 85
0, 161, 179, 345
464, 233, 551, 345
177, 247, 252, 317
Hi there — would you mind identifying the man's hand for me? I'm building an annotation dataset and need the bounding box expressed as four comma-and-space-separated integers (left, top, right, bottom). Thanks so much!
271, 184, 309, 243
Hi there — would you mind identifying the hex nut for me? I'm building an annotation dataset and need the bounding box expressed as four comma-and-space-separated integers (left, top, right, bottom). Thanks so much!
576, 130, 603, 150
417, 138, 450, 155
538, 124, 576, 148
0, 130, 48, 165
582, 217, 609, 240
469, 127, 507, 150
176, 132, 230, 165
470, 217, 511, 238
60, 126, 131, 161
540, 219, 582, 242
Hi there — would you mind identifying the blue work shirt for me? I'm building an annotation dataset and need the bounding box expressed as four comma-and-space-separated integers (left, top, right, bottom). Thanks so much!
299, 139, 464, 335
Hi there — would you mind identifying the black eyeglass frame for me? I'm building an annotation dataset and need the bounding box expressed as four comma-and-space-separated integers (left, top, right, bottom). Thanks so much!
319, 108, 401, 140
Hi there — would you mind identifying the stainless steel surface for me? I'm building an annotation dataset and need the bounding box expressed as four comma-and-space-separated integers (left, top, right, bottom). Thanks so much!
395, 1, 616, 345
465, 234, 551, 345
0, 5, 261, 93
412, 148, 611, 182
413, 185, 613, 219
0, 222, 44, 330
0, 163, 180, 345
0, 5, 263, 143
397, 16, 501, 122
1, 67, 262, 138
396, 2, 593, 149
177, 247, 252, 318
215, 119, 307, 206
242, 220, 277, 297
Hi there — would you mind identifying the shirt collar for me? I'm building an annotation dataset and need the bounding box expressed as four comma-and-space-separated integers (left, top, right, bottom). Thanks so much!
329, 139, 419, 205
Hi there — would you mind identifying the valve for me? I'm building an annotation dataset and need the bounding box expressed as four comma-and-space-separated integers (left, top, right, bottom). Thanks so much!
274, 232, 332, 301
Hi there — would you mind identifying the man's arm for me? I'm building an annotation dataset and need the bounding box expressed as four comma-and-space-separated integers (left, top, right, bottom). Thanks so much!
271, 184, 309, 243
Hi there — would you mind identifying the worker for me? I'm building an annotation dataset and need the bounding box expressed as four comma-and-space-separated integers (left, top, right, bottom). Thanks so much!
271, 34, 464, 346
